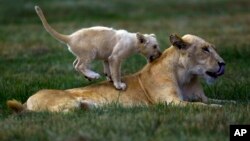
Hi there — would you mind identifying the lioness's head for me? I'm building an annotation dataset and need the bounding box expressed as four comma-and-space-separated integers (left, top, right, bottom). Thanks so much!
170, 34, 225, 83
136, 33, 162, 62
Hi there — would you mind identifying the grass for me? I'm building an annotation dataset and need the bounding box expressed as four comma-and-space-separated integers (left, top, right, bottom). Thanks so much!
0, 0, 249, 140
1, 104, 249, 141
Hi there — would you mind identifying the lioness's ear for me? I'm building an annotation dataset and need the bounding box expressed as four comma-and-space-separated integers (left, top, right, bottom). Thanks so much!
136, 32, 146, 44
169, 34, 188, 49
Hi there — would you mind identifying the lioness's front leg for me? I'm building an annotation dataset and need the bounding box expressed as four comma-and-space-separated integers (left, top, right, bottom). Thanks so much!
170, 100, 222, 108
208, 98, 236, 104
108, 55, 126, 90
185, 79, 235, 105
182, 76, 209, 103
155, 85, 221, 108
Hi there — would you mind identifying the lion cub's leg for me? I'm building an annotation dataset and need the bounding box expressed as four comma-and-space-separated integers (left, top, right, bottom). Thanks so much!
75, 57, 100, 80
103, 60, 112, 81
108, 55, 126, 90
73, 58, 79, 71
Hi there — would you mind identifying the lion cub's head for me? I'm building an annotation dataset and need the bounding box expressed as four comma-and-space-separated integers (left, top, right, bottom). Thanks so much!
136, 33, 162, 63
170, 34, 225, 83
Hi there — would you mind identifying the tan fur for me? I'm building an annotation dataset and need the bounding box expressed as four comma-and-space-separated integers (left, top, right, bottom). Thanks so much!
7, 34, 235, 113
34, 6, 161, 90
6, 100, 25, 113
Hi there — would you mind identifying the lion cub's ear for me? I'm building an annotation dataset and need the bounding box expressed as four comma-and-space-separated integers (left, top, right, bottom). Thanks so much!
169, 34, 188, 49
136, 32, 146, 44
150, 33, 156, 37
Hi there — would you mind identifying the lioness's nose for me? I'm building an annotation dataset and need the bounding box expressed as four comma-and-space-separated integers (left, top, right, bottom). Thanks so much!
218, 62, 225, 66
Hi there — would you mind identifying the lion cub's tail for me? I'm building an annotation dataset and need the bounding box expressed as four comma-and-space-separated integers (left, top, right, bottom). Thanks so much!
34, 6, 69, 44
6, 99, 26, 113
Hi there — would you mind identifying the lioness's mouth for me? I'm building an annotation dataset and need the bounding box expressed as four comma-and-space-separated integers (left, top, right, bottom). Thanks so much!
206, 65, 225, 78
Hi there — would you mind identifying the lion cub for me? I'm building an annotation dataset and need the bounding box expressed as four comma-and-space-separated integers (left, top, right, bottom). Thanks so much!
35, 6, 161, 90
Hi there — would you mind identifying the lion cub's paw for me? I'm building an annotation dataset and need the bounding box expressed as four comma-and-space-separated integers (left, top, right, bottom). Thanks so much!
209, 104, 223, 108
91, 73, 101, 79
114, 82, 127, 90
84, 72, 100, 81
106, 77, 113, 82
104, 73, 113, 82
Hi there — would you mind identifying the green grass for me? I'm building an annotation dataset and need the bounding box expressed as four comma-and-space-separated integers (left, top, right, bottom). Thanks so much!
0, 0, 249, 140
1, 104, 249, 141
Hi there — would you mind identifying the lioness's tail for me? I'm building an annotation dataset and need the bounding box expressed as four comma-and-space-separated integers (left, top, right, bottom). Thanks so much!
34, 6, 69, 43
6, 99, 26, 113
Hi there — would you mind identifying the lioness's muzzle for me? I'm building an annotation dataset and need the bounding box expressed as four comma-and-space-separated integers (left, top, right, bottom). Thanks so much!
217, 63, 225, 76
206, 62, 225, 78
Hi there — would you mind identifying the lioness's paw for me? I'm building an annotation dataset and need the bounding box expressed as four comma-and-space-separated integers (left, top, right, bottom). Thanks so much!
114, 82, 127, 90
228, 100, 237, 104
209, 104, 223, 108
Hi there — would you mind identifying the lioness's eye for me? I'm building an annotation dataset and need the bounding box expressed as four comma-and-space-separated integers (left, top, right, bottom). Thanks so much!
202, 47, 209, 52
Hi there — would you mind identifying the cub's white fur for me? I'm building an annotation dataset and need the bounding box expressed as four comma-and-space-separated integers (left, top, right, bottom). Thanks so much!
35, 6, 161, 90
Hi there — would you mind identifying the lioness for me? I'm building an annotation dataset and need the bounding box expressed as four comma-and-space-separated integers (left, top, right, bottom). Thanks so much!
35, 6, 161, 90
7, 34, 234, 113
